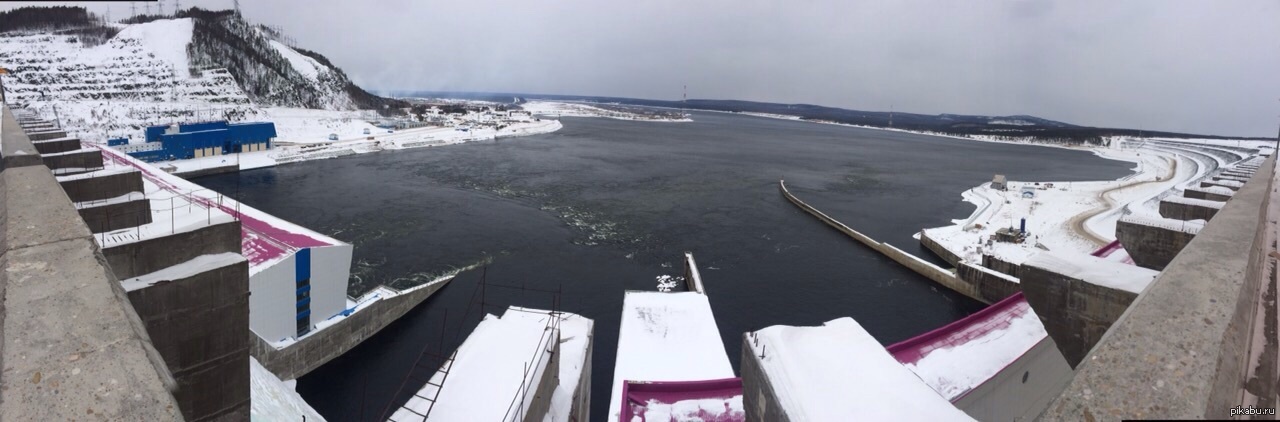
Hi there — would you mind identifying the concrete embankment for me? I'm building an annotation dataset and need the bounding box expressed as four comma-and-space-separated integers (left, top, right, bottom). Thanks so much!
779, 180, 985, 303
251, 277, 454, 380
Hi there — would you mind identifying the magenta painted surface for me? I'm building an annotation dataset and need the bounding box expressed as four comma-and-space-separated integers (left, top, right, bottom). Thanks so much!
97, 146, 332, 266
622, 378, 744, 422
887, 291, 1030, 366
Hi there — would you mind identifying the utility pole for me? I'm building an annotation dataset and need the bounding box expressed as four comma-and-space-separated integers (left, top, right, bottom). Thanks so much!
889, 104, 894, 128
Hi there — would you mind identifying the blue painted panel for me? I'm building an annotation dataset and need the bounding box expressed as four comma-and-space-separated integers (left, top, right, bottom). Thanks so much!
295, 285, 311, 296
295, 309, 311, 320
295, 248, 311, 281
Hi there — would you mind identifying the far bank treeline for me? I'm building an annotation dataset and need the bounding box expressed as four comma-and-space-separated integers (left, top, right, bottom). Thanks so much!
408, 93, 1275, 146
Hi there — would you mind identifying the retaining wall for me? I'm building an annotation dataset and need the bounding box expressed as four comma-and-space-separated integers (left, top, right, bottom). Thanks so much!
1115, 219, 1198, 271
956, 262, 1021, 303
919, 229, 963, 267
1020, 261, 1140, 368
59, 170, 144, 202
127, 259, 250, 421
1159, 199, 1220, 221
102, 221, 242, 279
982, 254, 1024, 278
251, 277, 454, 380
79, 199, 152, 233
31, 137, 79, 154
1185, 187, 1234, 202
42, 149, 103, 172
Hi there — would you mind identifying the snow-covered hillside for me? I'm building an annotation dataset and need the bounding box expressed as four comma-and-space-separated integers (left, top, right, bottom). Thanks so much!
0, 8, 398, 142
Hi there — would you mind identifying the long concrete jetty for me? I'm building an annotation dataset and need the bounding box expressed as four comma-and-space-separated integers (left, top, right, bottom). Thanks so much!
779, 180, 987, 303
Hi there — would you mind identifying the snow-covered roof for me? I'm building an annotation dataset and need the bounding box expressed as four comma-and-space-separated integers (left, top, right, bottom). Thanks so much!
608, 291, 736, 420
389, 307, 591, 422
893, 293, 1046, 400
1024, 251, 1159, 294
746, 318, 974, 420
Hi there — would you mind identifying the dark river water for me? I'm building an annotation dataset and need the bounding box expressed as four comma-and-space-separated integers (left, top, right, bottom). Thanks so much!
196, 112, 1129, 421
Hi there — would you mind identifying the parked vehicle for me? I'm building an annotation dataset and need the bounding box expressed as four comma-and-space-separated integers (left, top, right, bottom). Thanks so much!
328, 133, 338, 141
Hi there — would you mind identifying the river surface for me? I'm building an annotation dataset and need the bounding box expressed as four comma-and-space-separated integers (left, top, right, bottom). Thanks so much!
196, 112, 1130, 421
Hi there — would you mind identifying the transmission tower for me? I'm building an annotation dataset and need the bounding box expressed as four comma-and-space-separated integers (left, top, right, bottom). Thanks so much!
158, 1, 164, 16
233, 0, 242, 16
144, 3, 151, 15
130, 2, 136, 19
175, 0, 181, 15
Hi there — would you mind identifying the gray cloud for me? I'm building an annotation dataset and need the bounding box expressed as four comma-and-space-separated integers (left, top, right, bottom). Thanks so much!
8, 0, 1280, 136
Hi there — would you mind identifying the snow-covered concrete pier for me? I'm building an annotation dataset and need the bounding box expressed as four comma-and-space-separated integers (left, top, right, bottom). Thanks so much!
742, 318, 974, 420
388, 306, 593, 422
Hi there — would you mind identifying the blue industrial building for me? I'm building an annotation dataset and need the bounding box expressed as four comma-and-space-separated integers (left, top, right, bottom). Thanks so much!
124, 121, 276, 162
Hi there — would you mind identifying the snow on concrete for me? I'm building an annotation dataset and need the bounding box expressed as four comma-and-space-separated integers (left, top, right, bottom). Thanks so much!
250, 356, 326, 422
1119, 214, 1206, 235
390, 307, 591, 422
541, 309, 594, 422
899, 296, 1047, 400
1162, 194, 1226, 209
119, 252, 245, 292
1024, 251, 1159, 294
607, 291, 736, 421
746, 318, 973, 420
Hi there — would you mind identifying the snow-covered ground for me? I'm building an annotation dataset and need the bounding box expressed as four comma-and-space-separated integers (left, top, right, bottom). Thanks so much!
521, 101, 691, 122
250, 357, 326, 422
608, 291, 738, 421
388, 307, 593, 422
918, 138, 1254, 267
746, 318, 973, 420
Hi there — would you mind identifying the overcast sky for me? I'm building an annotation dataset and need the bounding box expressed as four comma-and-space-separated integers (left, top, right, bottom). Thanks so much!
7, 1, 1280, 137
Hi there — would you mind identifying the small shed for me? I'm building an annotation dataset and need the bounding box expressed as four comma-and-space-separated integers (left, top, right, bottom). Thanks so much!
992, 174, 1007, 191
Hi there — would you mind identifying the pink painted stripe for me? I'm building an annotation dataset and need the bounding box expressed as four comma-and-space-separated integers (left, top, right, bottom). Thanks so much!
95, 146, 331, 266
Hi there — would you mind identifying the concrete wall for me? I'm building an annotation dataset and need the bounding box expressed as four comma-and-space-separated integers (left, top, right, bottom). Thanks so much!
27, 129, 68, 141
780, 180, 986, 304
982, 254, 1023, 278
102, 221, 242, 279
1021, 262, 1139, 368
956, 261, 1021, 303
1115, 219, 1198, 271
173, 164, 239, 179
59, 170, 144, 202
1159, 199, 1220, 221
127, 260, 250, 421
1043, 155, 1276, 420
0, 106, 182, 420
919, 229, 963, 267
79, 199, 152, 233
952, 336, 1075, 421
42, 149, 103, 172
31, 137, 79, 154
740, 334, 793, 422
569, 327, 594, 422
521, 331, 560, 422
252, 277, 454, 380
1185, 187, 1234, 202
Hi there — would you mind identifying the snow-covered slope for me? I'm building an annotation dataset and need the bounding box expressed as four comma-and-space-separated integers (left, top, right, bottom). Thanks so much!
250, 357, 326, 422
0, 7, 400, 142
